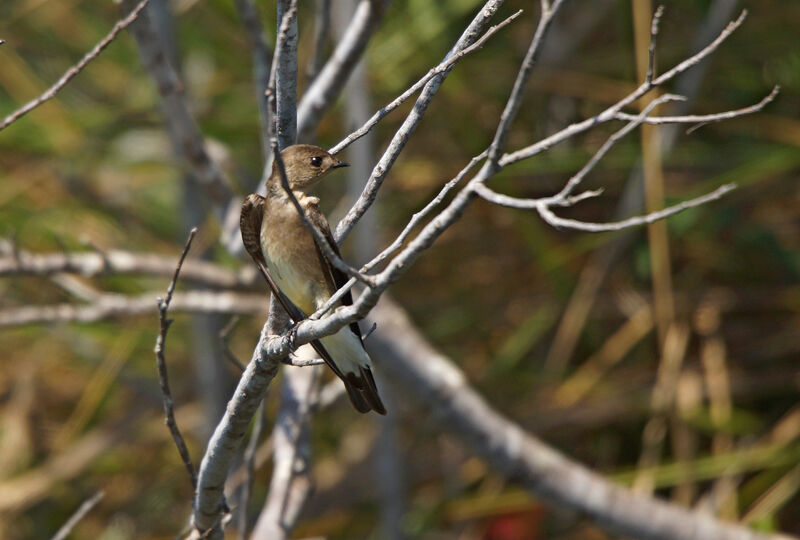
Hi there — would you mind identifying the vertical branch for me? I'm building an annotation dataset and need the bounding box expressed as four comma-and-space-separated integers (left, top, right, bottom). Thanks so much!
232, 0, 273, 158
276, 0, 299, 149
306, 0, 331, 85
155, 228, 199, 489
250, 362, 318, 539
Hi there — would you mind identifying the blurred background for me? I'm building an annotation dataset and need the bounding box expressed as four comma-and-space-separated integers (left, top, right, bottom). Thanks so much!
0, 0, 798, 538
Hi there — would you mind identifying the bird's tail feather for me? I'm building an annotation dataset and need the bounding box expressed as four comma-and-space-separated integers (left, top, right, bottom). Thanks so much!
344, 368, 387, 415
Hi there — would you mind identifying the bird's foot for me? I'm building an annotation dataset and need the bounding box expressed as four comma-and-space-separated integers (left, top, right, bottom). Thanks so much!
285, 320, 302, 351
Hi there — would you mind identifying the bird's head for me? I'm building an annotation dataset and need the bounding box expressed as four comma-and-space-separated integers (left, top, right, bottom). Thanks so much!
273, 144, 349, 192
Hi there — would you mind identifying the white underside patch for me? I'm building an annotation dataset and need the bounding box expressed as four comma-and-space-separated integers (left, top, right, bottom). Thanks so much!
320, 327, 371, 375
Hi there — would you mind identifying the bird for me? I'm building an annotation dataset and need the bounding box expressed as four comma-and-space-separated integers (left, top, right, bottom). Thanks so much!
240, 144, 386, 415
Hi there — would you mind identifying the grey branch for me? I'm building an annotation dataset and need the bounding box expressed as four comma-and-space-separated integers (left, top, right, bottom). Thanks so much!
232, 0, 273, 157
122, 0, 235, 221
275, 0, 299, 149
0, 0, 151, 132
155, 228, 199, 490
50, 490, 105, 540
306, 0, 331, 85
534, 184, 737, 232
192, 321, 282, 535
250, 365, 318, 539
369, 296, 787, 540
613, 85, 780, 130
0, 243, 255, 288
328, 11, 522, 156
486, 0, 566, 166
192, 4, 300, 536
500, 10, 750, 167
333, 0, 509, 243
0, 290, 265, 327
296, 0, 392, 142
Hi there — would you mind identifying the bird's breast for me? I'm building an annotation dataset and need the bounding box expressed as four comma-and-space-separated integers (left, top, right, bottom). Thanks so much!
261, 200, 327, 315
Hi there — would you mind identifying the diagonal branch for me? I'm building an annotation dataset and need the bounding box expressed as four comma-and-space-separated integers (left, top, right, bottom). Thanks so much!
328, 11, 522, 155
368, 296, 784, 540
122, 0, 235, 222
334, 0, 509, 243
0, 0, 151, 132
296, 0, 392, 142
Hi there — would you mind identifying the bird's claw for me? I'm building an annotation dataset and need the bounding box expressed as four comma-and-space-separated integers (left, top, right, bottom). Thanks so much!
286, 320, 301, 351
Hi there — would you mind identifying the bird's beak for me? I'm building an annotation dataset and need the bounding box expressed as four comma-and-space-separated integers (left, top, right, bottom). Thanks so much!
332, 159, 350, 169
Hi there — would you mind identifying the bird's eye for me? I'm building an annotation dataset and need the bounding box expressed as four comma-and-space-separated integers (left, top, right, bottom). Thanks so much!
310, 156, 323, 167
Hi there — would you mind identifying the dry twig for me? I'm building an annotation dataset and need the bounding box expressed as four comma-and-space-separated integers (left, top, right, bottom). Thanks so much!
155, 228, 199, 489
0, 0, 151, 132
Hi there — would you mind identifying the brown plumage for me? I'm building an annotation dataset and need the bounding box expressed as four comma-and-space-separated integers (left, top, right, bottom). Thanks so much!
240, 144, 386, 415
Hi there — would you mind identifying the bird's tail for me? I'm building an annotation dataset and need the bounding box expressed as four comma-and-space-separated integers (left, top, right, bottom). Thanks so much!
342, 367, 386, 415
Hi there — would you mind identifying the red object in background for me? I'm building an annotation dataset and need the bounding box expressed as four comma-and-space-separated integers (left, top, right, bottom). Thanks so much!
482, 508, 545, 540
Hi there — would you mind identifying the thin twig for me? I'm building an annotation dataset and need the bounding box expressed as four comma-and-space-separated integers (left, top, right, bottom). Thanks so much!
486, 0, 566, 166
333, 0, 509, 243
500, 10, 750, 167
646, 6, 665, 84
237, 402, 266, 540
474, 94, 684, 210
232, 0, 273, 157
0, 0, 151, 132
328, 11, 522, 155
220, 317, 247, 373
613, 85, 780, 130
51, 490, 105, 540
296, 0, 391, 142
310, 151, 486, 321
306, 0, 331, 85
155, 227, 199, 489
533, 184, 737, 232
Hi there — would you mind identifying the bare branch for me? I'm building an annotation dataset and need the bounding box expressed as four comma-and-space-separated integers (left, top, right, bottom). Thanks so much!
334, 0, 509, 243
250, 365, 318, 539
155, 228, 199, 490
647, 6, 666, 84
0, 0, 151, 132
500, 10, 750, 167
486, 0, 566, 166
275, 0, 299, 149
192, 320, 283, 536
51, 490, 105, 540
477, 93, 684, 210
369, 296, 783, 540
296, 0, 391, 142
306, 0, 331, 85
0, 244, 254, 288
533, 184, 737, 232
613, 86, 780, 131
232, 0, 273, 157
122, 0, 235, 221
310, 151, 486, 321
328, 11, 522, 155
0, 290, 265, 327
193, 4, 299, 536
